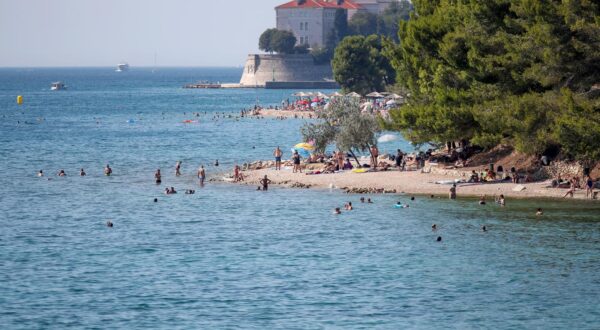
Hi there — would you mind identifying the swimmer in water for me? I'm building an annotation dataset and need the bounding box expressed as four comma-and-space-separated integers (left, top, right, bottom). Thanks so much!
260, 175, 272, 191
432, 224, 437, 231
164, 188, 170, 195
479, 195, 486, 205
106, 221, 113, 228
38, 170, 44, 177
482, 225, 488, 232
58, 170, 66, 177
104, 164, 112, 176
345, 202, 353, 210
496, 194, 505, 206
80, 168, 86, 176
410, 196, 415, 201
360, 197, 365, 203
536, 208, 543, 216
155, 169, 162, 184
449, 184, 457, 200
334, 207, 342, 214
169, 187, 177, 194
367, 198, 373, 204
437, 236, 442, 242
153, 198, 158, 203
214, 160, 219, 167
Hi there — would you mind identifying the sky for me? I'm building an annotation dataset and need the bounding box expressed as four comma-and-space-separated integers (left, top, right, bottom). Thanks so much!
0, 0, 285, 67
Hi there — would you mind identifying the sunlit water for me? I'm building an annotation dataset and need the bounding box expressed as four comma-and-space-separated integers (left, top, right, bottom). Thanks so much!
1, 68, 599, 329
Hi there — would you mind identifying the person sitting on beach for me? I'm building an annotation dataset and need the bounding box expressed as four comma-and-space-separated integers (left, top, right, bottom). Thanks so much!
104, 164, 112, 176
58, 170, 66, 177
260, 175, 272, 191
485, 169, 496, 181
234, 165, 244, 182
468, 170, 479, 183
343, 158, 353, 170
536, 208, 543, 216
334, 207, 342, 215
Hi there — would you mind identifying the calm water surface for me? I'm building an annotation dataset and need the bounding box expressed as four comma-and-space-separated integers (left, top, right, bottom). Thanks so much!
1, 68, 599, 329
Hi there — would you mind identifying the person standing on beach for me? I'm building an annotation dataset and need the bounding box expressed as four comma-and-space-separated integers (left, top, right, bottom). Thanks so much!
292, 151, 302, 173
155, 169, 162, 185
370, 145, 379, 169
449, 184, 457, 200
586, 176, 594, 199
336, 151, 344, 171
395, 149, 404, 171
274, 147, 283, 170
260, 175, 272, 191
197, 165, 206, 185
175, 161, 182, 177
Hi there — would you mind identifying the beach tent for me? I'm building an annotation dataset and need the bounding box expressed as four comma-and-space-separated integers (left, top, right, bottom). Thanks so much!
292, 142, 315, 158
378, 134, 398, 143
366, 92, 385, 98
346, 92, 361, 98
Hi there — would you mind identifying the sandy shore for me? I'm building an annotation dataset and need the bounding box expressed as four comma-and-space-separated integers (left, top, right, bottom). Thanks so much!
255, 109, 316, 119
227, 165, 597, 201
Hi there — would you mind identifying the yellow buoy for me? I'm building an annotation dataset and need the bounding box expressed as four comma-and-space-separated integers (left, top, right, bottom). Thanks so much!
17, 95, 23, 105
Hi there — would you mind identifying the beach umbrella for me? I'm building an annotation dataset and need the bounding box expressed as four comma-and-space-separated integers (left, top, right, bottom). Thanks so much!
294, 143, 315, 151
388, 93, 403, 99
378, 134, 398, 143
346, 92, 361, 98
305, 92, 315, 96
386, 99, 397, 106
366, 92, 384, 98
294, 92, 307, 97
329, 91, 344, 97
316, 92, 328, 98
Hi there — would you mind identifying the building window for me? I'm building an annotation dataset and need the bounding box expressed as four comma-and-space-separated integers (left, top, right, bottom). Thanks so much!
299, 22, 303, 30
300, 37, 304, 44
305, 36, 309, 45
304, 22, 308, 31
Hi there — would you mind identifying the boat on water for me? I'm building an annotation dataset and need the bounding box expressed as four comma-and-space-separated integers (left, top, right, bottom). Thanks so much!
50, 82, 67, 91
116, 63, 129, 72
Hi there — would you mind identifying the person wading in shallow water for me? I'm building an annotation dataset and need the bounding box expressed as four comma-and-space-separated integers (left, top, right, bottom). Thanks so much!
155, 169, 162, 184
175, 161, 182, 177
260, 175, 272, 191
449, 184, 457, 200
197, 165, 206, 185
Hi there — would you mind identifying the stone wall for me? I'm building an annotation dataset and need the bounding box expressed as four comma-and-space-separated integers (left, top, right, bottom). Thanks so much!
239, 54, 334, 87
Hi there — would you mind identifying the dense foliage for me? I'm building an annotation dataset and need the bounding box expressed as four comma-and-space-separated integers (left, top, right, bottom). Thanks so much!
384, 0, 600, 161
332, 35, 396, 95
259, 29, 297, 54
349, 0, 413, 40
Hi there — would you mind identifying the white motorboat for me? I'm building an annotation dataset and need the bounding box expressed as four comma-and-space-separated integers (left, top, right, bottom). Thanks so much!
50, 82, 66, 91
116, 63, 129, 72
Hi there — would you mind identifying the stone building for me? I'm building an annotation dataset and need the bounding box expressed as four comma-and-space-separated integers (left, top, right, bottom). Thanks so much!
275, 0, 364, 48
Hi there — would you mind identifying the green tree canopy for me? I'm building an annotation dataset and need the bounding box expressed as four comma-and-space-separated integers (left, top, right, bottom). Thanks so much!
333, 35, 396, 95
259, 29, 297, 54
383, 0, 600, 161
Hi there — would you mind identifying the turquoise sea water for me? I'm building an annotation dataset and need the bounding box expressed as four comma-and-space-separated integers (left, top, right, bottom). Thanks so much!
1, 68, 599, 329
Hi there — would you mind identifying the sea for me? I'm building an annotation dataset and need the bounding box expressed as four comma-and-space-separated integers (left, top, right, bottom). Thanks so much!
0, 67, 599, 329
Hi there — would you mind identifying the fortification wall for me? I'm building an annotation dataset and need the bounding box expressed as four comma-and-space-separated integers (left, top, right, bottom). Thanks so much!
239, 54, 333, 87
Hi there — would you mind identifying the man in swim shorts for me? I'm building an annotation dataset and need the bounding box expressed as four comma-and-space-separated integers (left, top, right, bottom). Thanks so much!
274, 147, 283, 170
198, 165, 206, 185
175, 161, 182, 177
